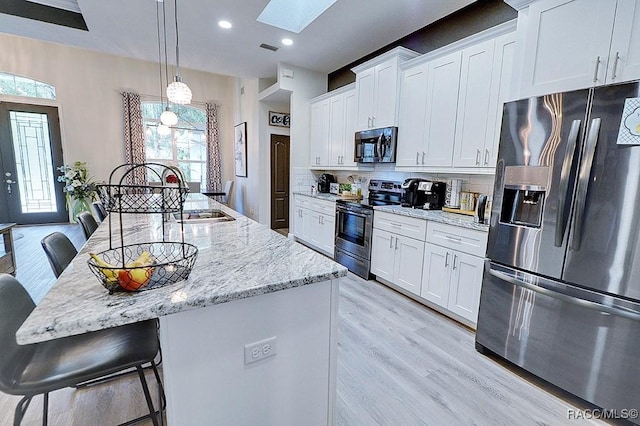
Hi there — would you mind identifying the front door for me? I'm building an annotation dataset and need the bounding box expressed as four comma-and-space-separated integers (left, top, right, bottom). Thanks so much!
0, 102, 68, 224
270, 134, 289, 230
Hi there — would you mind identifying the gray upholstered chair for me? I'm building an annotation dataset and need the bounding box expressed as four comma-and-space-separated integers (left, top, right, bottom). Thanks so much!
92, 201, 107, 222
221, 180, 233, 204
76, 211, 99, 240
0, 274, 163, 425
41, 232, 77, 278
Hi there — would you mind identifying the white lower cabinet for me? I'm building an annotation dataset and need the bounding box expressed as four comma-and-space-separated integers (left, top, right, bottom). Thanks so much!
421, 222, 487, 327
371, 211, 487, 327
294, 195, 335, 257
421, 243, 484, 325
370, 228, 424, 295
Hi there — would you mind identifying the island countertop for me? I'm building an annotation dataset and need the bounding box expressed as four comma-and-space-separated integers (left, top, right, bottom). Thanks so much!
17, 194, 347, 345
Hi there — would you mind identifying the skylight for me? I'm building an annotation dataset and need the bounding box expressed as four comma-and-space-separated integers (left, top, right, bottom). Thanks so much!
256, 0, 338, 34
26, 0, 81, 13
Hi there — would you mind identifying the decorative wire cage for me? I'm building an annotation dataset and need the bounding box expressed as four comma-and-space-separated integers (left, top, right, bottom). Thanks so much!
88, 163, 198, 293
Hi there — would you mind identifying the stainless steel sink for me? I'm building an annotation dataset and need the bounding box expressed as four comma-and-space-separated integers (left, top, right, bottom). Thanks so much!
174, 210, 235, 223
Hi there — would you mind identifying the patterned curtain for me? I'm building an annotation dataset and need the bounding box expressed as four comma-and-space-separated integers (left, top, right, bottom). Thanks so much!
122, 92, 147, 185
206, 102, 223, 192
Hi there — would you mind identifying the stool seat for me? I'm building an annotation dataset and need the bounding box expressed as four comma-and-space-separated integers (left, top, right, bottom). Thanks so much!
6, 320, 158, 395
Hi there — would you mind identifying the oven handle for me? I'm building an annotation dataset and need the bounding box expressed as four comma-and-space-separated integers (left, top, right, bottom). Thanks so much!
336, 208, 372, 219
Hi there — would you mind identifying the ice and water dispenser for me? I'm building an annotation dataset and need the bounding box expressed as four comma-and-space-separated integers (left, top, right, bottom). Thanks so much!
499, 166, 549, 228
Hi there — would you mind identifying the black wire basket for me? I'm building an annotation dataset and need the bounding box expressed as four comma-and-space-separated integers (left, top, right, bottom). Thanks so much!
97, 184, 189, 214
87, 242, 198, 294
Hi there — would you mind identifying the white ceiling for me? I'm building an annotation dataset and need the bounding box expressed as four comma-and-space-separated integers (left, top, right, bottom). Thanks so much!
0, 0, 476, 79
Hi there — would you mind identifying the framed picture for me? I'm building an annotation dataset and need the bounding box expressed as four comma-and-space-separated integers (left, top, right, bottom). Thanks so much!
234, 122, 247, 177
269, 111, 290, 128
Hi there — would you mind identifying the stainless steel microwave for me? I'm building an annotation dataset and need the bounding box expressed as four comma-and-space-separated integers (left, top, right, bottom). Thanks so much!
354, 126, 397, 163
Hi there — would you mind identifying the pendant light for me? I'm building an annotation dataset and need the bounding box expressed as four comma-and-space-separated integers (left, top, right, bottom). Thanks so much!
157, 0, 178, 128
166, 0, 192, 105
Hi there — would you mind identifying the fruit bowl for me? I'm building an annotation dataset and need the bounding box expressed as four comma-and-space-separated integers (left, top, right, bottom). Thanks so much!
87, 242, 198, 294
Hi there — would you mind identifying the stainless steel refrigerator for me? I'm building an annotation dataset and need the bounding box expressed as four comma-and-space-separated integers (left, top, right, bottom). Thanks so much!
476, 81, 640, 414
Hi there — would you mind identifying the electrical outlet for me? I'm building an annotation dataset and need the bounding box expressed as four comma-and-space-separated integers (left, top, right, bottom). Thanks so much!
244, 336, 277, 365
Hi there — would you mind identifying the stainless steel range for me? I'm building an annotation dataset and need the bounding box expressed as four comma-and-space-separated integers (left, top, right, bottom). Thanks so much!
334, 180, 403, 279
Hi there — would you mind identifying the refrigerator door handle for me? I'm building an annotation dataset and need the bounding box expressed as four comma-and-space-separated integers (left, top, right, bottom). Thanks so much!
570, 118, 601, 252
555, 119, 582, 247
489, 267, 640, 322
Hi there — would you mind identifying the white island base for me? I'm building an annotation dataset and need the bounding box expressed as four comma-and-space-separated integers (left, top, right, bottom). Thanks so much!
159, 278, 340, 425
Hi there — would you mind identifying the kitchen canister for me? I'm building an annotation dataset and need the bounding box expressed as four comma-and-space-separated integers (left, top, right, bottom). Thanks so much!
460, 191, 476, 211
445, 179, 463, 208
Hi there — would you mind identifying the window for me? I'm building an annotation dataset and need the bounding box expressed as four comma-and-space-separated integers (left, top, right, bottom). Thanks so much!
142, 102, 207, 187
0, 72, 56, 99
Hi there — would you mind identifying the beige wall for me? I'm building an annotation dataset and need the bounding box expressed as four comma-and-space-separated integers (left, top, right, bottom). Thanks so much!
0, 32, 236, 187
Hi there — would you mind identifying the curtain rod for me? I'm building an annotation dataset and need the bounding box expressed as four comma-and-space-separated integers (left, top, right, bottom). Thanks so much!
120, 91, 220, 107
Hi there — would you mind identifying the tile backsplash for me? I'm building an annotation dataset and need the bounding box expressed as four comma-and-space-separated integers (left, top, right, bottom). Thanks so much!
306, 168, 495, 197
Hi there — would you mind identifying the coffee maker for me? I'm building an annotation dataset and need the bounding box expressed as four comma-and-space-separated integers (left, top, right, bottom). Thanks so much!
401, 178, 427, 207
317, 173, 335, 193
417, 181, 446, 210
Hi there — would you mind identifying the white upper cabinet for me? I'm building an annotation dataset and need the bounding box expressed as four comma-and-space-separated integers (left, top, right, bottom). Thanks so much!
310, 84, 356, 169
452, 39, 495, 167
486, 32, 517, 167
353, 47, 419, 131
310, 99, 330, 167
423, 51, 462, 167
396, 63, 429, 167
608, 0, 640, 84
395, 21, 516, 172
518, 0, 640, 97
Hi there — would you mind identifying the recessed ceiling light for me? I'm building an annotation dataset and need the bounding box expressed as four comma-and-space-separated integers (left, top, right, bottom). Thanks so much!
282, 38, 293, 46
218, 20, 232, 29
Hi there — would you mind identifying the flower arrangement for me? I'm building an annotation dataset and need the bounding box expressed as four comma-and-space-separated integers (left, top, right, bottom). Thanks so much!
57, 161, 97, 200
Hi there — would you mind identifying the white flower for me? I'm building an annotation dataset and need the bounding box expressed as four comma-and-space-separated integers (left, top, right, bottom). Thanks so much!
72, 179, 82, 187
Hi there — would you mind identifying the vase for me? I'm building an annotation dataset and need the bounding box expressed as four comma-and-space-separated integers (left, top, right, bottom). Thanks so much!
72, 198, 91, 222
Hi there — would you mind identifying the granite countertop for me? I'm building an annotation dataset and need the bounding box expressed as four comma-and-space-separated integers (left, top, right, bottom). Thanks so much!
374, 205, 490, 232
17, 194, 347, 345
293, 191, 341, 202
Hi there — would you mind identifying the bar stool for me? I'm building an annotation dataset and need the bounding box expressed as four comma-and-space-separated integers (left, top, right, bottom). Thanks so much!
0, 274, 164, 425
76, 211, 99, 240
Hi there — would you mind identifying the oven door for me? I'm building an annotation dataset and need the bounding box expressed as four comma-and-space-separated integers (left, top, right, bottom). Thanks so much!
335, 205, 373, 260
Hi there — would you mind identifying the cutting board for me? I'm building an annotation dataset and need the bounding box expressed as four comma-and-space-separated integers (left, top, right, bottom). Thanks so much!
442, 207, 475, 216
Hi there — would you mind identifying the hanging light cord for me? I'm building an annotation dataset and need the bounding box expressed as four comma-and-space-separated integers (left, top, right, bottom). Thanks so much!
163, 0, 170, 90
156, 1, 164, 109
174, 0, 181, 79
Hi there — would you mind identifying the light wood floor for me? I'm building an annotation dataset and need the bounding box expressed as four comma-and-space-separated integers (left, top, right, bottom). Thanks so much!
2, 226, 609, 425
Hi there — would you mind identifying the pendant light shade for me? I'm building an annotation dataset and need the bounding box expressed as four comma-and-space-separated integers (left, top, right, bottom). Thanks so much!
157, 123, 171, 136
166, 77, 192, 105
167, 0, 192, 105
160, 108, 178, 126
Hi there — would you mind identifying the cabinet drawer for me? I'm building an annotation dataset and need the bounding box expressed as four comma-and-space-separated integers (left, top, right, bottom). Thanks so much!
426, 222, 487, 257
295, 195, 312, 209
373, 211, 427, 241
310, 199, 335, 215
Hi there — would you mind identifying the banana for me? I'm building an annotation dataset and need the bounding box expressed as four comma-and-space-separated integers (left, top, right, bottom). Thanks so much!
89, 253, 119, 283
125, 251, 156, 268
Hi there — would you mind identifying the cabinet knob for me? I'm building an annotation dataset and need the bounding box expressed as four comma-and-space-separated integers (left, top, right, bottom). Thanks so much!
476, 149, 481, 165
445, 252, 449, 267
422, 152, 426, 165
416, 152, 420, 165
484, 149, 490, 166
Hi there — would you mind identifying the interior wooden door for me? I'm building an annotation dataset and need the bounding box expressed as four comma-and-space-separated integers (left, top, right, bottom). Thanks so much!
270, 134, 290, 230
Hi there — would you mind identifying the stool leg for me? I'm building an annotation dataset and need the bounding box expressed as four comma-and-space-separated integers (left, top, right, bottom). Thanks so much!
136, 366, 159, 426
42, 393, 49, 426
14, 395, 32, 426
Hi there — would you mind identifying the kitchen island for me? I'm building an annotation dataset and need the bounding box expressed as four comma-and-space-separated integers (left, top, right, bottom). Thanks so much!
17, 194, 347, 425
